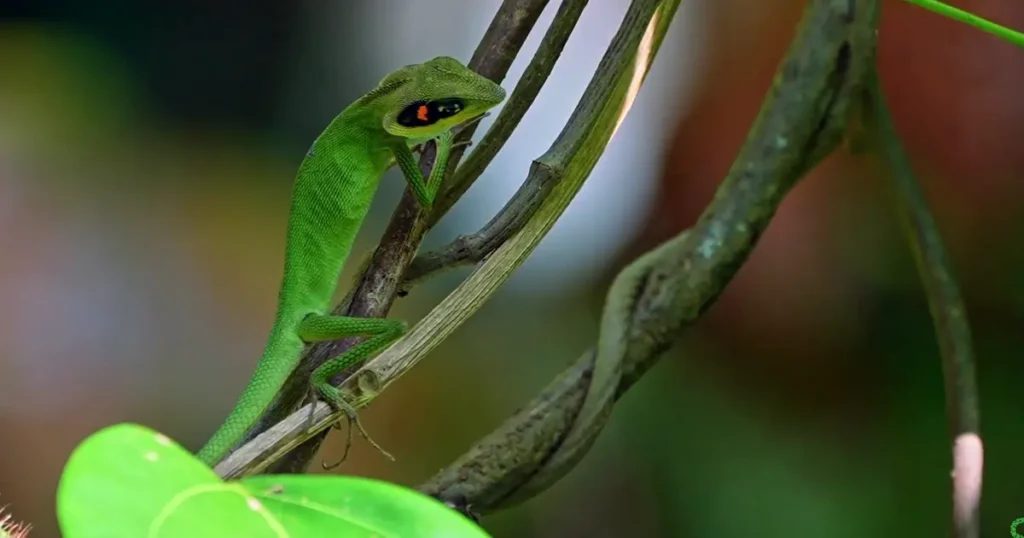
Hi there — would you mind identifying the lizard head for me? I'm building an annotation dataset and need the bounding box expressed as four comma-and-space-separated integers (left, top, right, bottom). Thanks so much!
368, 56, 506, 143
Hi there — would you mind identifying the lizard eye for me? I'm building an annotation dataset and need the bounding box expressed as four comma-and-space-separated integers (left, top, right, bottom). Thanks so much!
396, 98, 465, 128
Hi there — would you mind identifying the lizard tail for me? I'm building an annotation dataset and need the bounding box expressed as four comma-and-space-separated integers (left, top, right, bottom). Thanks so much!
196, 326, 305, 466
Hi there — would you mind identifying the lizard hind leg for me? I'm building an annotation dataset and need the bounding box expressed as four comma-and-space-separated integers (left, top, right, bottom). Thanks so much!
297, 314, 407, 468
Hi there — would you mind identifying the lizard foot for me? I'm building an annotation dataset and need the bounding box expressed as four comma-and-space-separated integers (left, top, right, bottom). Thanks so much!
315, 384, 395, 469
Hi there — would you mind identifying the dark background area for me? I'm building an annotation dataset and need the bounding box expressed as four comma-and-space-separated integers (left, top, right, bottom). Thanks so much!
1, 1, 1022, 536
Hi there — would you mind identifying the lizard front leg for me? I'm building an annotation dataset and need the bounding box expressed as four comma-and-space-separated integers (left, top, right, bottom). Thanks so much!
298, 314, 407, 468
392, 129, 455, 210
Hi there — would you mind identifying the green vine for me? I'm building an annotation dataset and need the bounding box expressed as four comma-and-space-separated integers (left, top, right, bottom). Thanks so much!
905, 0, 1024, 48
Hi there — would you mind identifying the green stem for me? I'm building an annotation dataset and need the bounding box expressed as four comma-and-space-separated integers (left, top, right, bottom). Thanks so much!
866, 70, 981, 537
903, 0, 1024, 47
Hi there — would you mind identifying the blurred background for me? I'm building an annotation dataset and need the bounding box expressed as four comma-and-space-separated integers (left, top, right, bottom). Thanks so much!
1, 0, 1023, 536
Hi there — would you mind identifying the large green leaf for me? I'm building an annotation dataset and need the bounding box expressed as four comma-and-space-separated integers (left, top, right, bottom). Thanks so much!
57, 423, 491, 538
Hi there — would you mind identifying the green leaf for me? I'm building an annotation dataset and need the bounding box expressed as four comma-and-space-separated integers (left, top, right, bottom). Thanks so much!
57, 423, 491, 538
239, 475, 489, 538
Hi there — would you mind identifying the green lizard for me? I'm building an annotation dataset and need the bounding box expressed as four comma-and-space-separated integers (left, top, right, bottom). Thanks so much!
196, 56, 506, 466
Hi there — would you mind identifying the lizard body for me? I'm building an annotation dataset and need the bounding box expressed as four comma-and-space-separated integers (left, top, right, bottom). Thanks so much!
196, 57, 505, 466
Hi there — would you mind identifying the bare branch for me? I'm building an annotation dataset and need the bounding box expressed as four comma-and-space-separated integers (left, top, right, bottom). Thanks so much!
416, 0, 880, 514
424, 0, 591, 229
397, 0, 592, 290
399, 160, 559, 291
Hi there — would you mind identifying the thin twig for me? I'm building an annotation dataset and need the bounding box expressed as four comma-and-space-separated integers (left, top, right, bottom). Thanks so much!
863, 70, 982, 538
425, 0, 591, 228
397, 0, 592, 290
399, 159, 560, 291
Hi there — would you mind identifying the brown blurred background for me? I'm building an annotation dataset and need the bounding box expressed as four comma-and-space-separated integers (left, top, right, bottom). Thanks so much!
1, 0, 1022, 536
